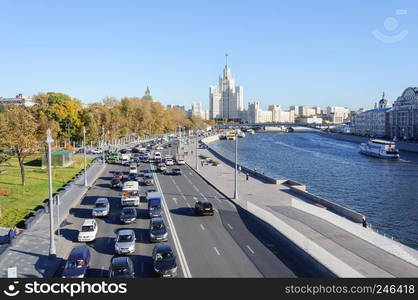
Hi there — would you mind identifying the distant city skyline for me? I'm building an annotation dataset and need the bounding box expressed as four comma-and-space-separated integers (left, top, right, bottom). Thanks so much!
1, 1, 417, 110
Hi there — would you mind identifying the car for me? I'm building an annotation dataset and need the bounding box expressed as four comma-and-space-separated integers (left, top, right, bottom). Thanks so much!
113, 172, 124, 181
131, 148, 140, 154
127, 173, 138, 181
92, 197, 110, 217
110, 178, 122, 188
115, 229, 136, 255
172, 168, 182, 175
157, 163, 166, 172
78, 219, 98, 242
62, 246, 91, 278
176, 159, 185, 165
195, 200, 214, 216
165, 159, 174, 166
91, 148, 102, 155
129, 165, 137, 174
109, 256, 135, 278
120, 207, 137, 224
149, 218, 168, 243
155, 146, 164, 150
152, 243, 177, 278
143, 173, 154, 186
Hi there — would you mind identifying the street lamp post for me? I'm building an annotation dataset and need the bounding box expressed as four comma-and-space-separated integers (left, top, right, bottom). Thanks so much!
45, 128, 56, 257
234, 132, 238, 199
83, 127, 88, 187
195, 135, 198, 170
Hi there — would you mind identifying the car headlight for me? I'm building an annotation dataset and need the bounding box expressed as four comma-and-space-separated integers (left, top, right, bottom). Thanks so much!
150, 233, 155, 238
115, 245, 120, 250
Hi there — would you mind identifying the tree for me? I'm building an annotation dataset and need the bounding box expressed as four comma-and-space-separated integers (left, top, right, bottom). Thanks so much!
0, 105, 40, 185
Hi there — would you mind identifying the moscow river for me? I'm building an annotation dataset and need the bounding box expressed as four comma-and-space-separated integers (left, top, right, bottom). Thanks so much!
210, 132, 418, 249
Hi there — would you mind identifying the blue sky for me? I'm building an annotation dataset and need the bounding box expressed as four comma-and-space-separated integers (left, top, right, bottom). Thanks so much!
1, 0, 417, 110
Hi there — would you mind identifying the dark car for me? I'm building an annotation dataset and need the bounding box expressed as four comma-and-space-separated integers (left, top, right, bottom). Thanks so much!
62, 246, 91, 278
127, 173, 138, 181
149, 217, 168, 242
195, 200, 214, 216
131, 148, 140, 154
120, 207, 137, 224
152, 243, 177, 278
109, 256, 135, 278
119, 149, 128, 154
110, 178, 122, 188
172, 168, 182, 175
113, 172, 124, 181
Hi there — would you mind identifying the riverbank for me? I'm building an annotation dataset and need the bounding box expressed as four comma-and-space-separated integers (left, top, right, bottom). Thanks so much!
190, 135, 418, 277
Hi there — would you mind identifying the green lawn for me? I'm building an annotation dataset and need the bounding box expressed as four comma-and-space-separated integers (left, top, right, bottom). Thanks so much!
0, 155, 93, 227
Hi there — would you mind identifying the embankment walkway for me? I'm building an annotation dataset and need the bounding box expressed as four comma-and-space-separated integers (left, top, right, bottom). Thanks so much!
183, 137, 418, 277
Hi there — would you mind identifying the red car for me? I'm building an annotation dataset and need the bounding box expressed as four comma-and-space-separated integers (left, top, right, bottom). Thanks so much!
194, 200, 214, 216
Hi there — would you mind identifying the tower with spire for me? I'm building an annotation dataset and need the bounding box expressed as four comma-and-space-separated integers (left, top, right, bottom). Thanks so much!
209, 54, 244, 121
378, 91, 388, 109
143, 86, 153, 101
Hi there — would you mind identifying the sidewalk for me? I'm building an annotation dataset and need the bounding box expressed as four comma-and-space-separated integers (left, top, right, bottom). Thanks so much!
0, 161, 107, 278
183, 141, 418, 277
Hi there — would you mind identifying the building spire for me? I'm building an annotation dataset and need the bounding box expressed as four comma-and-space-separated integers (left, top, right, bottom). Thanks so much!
382, 91, 385, 99
225, 53, 228, 67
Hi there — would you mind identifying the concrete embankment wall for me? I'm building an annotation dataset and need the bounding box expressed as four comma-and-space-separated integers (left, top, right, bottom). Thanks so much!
201, 135, 364, 223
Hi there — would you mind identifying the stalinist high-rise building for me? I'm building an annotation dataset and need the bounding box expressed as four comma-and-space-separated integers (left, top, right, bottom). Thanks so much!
209, 55, 244, 121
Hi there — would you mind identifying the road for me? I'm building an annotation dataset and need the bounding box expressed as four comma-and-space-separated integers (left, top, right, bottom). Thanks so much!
56, 140, 321, 277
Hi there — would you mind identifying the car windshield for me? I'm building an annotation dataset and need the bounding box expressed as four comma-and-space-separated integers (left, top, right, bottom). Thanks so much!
111, 267, 130, 277
81, 225, 94, 232
95, 202, 107, 208
152, 223, 165, 231
155, 251, 174, 261
118, 234, 133, 242
67, 259, 85, 269
123, 209, 135, 216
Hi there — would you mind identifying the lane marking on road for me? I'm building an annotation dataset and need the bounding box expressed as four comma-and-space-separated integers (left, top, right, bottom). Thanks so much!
200, 224, 205, 231
246, 245, 255, 254
227, 223, 233, 230
193, 196, 198, 201
152, 164, 192, 278
186, 202, 191, 208
172, 197, 178, 204
213, 247, 221, 256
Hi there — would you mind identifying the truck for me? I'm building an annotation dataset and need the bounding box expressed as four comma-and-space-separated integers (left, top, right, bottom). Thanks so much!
147, 192, 163, 218
121, 181, 140, 207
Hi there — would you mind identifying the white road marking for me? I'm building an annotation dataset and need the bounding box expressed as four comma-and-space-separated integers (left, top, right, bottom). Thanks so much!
227, 223, 233, 230
200, 224, 205, 231
246, 245, 255, 254
186, 202, 191, 208
193, 197, 198, 201
213, 247, 220, 256
172, 197, 178, 204
152, 164, 192, 278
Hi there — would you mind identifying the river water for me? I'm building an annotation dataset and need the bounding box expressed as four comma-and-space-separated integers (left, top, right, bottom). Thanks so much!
211, 132, 418, 249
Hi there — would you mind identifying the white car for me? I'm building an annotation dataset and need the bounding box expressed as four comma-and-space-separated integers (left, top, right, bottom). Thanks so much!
129, 165, 138, 174
176, 159, 185, 165
78, 219, 98, 242
91, 149, 102, 154
92, 197, 110, 217
156, 146, 164, 150
165, 159, 174, 166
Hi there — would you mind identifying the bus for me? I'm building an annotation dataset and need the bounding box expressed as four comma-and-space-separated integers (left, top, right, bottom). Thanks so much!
121, 181, 140, 207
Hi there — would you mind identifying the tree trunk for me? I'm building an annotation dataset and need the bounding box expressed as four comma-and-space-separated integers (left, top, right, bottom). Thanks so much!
18, 156, 26, 186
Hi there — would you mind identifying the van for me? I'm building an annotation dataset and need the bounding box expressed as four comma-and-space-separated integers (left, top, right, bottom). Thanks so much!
121, 181, 140, 206
147, 192, 163, 218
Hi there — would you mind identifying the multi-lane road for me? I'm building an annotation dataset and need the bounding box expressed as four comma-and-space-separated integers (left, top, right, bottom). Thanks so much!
57, 141, 322, 277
